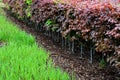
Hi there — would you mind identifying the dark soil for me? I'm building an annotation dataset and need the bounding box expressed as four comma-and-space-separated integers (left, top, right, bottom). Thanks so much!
7, 12, 120, 80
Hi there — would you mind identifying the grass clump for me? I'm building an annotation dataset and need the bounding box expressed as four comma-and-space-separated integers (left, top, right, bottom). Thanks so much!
0, 9, 72, 80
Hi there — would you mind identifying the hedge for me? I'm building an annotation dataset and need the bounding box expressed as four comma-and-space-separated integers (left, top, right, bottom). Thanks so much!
3, 0, 120, 65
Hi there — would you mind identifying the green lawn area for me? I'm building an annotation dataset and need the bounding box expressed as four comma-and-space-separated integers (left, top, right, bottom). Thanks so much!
0, 7, 73, 80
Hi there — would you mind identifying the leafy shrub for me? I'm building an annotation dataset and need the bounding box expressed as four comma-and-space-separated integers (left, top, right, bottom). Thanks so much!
25, 0, 32, 17
4, 0, 120, 66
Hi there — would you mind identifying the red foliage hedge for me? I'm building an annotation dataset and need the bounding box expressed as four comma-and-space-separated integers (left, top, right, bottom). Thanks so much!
3, 0, 120, 56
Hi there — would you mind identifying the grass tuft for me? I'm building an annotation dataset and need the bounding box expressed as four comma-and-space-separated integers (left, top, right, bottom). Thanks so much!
0, 8, 72, 80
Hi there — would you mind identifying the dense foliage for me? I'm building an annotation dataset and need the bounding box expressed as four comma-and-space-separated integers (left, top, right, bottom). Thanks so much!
3, 0, 120, 67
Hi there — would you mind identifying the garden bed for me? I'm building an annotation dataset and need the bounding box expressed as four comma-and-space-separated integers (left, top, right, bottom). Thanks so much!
3, 0, 120, 79
4, 0, 120, 63
7, 10, 120, 80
